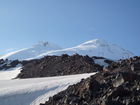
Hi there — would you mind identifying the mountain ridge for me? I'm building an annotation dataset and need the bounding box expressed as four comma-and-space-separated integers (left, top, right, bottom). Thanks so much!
0, 41, 61, 60
38, 39, 134, 60
0, 39, 134, 60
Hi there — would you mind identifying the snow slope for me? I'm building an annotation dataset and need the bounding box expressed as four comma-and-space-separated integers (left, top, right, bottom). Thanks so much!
0, 42, 61, 60
0, 39, 134, 60
0, 73, 95, 105
37, 39, 134, 60
94, 59, 109, 67
0, 66, 21, 80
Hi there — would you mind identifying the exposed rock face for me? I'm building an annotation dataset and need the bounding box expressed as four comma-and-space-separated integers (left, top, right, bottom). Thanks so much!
0, 59, 20, 70
104, 56, 140, 73
17, 54, 103, 78
41, 56, 140, 105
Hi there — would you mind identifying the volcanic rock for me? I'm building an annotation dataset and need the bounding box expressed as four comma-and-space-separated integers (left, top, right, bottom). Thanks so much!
17, 54, 103, 78
41, 56, 140, 105
0, 59, 20, 70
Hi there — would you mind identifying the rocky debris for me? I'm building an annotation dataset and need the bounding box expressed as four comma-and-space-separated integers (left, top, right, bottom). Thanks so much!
42, 72, 140, 105
0, 59, 20, 70
92, 56, 105, 59
104, 56, 140, 73
0, 59, 5, 64
104, 59, 114, 65
17, 54, 103, 78
41, 56, 140, 105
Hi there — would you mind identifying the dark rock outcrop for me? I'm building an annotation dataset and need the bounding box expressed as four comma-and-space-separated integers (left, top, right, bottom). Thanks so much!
41, 56, 140, 105
0, 59, 20, 70
17, 54, 103, 78
104, 56, 140, 73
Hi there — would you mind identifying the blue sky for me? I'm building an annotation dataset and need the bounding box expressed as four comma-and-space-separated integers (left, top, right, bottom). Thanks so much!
0, 0, 140, 55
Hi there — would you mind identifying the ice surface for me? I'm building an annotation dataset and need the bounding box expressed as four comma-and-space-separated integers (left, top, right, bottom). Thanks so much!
0, 73, 95, 105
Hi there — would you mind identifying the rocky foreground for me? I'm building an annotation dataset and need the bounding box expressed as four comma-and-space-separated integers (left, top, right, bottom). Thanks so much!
17, 54, 107, 78
0, 54, 112, 78
41, 56, 140, 105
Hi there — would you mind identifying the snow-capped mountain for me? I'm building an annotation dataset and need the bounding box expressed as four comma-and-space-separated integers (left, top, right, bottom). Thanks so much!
0, 41, 61, 60
37, 39, 134, 60
0, 39, 134, 60
0, 39, 136, 105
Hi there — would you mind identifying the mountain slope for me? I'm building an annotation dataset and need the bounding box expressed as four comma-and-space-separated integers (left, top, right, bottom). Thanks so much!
0, 39, 134, 60
0, 73, 95, 105
0, 42, 61, 60
0, 66, 21, 80
37, 39, 134, 60
42, 56, 140, 105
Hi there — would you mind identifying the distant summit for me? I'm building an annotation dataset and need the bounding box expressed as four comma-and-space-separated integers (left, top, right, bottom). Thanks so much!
0, 41, 61, 60
0, 39, 134, 60
80, 39, 108, 47
34, 41, 50, 47
38, 39, 134, 60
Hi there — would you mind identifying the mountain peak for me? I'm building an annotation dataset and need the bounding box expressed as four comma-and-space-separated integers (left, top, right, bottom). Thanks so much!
0, 41, 61, 60
41, 39, 134, 60
34, 41, 49, 47
80, 39, 108, 47
0, 39, 134, 60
